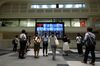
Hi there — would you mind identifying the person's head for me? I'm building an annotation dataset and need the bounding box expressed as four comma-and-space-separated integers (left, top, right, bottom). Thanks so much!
44, 33, 47, 35
35, 33, 38, 36
51, 32, 54, 37
15, 35, 18, 38
63, 34, 67, 38
77, 33, 81, 36
87, 27, 93, 32
44, 33, 47, 36
21, 29, 26, 33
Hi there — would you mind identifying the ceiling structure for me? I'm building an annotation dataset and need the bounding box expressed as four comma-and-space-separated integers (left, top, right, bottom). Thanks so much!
0, 0, 100, 3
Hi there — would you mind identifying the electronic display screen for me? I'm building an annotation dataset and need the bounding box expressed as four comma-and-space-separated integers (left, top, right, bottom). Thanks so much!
35, 22, 64, 39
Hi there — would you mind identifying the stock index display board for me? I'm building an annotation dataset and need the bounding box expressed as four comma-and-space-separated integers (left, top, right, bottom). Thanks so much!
35, 22, 64, 39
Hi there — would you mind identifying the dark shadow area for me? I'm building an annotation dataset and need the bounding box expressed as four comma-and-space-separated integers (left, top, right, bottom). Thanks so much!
62, 50, 100, 62
0, 49, 12, 56
57, 64, 69, 66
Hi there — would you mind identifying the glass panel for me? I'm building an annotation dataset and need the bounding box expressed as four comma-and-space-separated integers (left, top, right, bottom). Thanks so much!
28, 19, 35, 27
31, 5, 37, 8
50, 5, 56, 8
65, 4, 73, 8
59, 3, 86, 8
71, 19, 80, 27
37, 18, 52, 22
1, 19, 19, 27
74, 4, 82, 8
42, 5, 48, 8
53, 19, 62, 22
20, 19, 35, 27
59, 4, 64, 8
63, 19, 70, 27
31, 4, 56, 8
20, 19, 28, 27
83, 4, 86, 8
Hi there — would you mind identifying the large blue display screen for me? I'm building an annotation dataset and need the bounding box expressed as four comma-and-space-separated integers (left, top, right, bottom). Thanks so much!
36, 22, 64, 39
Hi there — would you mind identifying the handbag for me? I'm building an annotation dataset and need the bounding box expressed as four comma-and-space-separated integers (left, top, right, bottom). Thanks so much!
55, 39, 59, 46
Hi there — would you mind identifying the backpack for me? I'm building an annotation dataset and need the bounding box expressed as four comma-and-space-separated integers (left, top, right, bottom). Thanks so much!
77, 36, 82, 44
85, 34, 96, 47
12, 39, 15, 44
20, 34, 26, 41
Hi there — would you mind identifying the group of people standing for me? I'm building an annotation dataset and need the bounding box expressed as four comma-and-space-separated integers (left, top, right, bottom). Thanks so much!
12, 30, 59, 60
33, 32, 59, 60
76, 27, 96, 65
12, 27, 96, 65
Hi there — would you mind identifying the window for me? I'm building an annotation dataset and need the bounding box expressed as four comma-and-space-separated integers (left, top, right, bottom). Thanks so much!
50, 5, 56, 8
59, 3, 85, 8
59, 4, 64, 8
74, 4, 82, 8
20, 19, 35, 27
20, 19, 27, 27
42, 5, 48, 8
1, 19, 19, 27
53, 19, 62, 22
63, 19, 70, 27
65, 4, 73, 8
36, 18, 52, 22
71, 19, 80, 27
28, 19, 35, 27
31, 3, 85, 9
31, 4, 56, 9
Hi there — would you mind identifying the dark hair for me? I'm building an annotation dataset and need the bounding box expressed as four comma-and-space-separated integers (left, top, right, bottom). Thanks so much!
35, 33, 38, 36
64, 34, 67, 37
21, 29, 26, 33
51, 32, 54, 35
87, 27, 93, 32
77, 33, 81, 36
44, 33, 47, 35
15, 35, 18, 38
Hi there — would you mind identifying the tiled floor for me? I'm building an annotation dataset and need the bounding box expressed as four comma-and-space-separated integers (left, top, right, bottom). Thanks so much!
70, 49, 100, 59
0, 49, 100, 66
67, 61, 100, 66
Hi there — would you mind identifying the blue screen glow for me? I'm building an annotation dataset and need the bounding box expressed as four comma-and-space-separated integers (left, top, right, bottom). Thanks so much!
36, 23, 64, 38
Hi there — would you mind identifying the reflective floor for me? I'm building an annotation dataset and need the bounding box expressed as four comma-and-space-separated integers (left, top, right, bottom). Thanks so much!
0, 49, 100, 66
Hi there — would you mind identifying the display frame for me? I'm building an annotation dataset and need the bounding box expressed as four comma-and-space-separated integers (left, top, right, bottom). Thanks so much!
35, 22, 65, 39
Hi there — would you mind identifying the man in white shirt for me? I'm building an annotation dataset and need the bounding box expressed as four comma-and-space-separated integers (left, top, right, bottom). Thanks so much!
19, 29, 27, 59
82, 27, 96, 65
76, 33, 83, 56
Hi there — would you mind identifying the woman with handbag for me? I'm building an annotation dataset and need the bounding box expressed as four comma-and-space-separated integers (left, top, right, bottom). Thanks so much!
33, 33, 41, 58
49, 32, 58, 60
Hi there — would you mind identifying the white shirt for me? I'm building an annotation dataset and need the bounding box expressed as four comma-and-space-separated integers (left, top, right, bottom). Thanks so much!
76, 36, 82, 44
49, 35, 57, 45
84, 32, 95, 41
42, 35, 48, 42
20, 33, 27, 40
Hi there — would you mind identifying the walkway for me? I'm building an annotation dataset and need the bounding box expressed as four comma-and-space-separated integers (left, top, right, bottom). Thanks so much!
0, 49, 100, 66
